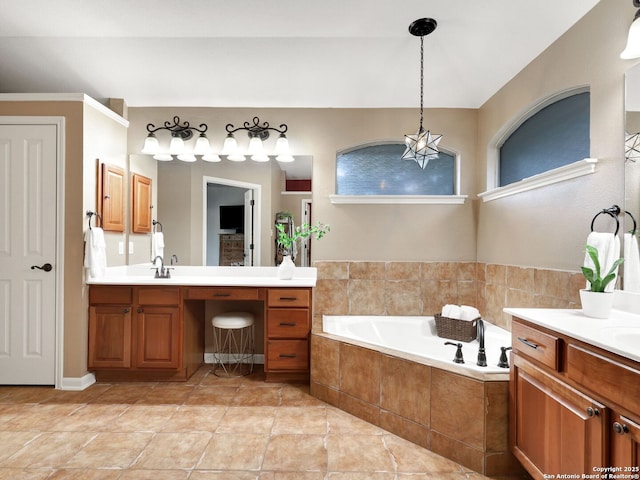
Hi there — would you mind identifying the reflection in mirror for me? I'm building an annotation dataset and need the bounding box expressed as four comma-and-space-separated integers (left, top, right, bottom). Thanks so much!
624, 63, 640, 292
151, 155, 312, 267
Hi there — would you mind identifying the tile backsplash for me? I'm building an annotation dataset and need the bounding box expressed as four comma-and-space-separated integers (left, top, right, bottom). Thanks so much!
312, 261, 585, 331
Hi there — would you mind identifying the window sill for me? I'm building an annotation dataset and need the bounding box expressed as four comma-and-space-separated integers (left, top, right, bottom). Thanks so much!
329, 195, 467, 205
478, 158, 598, 202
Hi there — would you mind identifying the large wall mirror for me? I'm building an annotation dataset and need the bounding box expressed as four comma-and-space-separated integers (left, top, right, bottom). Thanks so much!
624, 62, 640, 292
153, 155, 313, 267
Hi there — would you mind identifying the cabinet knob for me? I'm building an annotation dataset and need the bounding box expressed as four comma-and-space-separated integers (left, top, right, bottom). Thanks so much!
586, 407, 600, 417
123, 308, 130, 313
137, 308, 143, 314
614, 422, 629, 435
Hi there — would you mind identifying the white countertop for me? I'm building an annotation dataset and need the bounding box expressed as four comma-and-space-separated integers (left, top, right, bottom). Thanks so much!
505, 291, 640, 363
86, 264, 317, 288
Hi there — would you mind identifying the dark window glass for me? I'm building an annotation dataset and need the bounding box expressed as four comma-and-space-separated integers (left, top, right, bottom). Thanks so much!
336, 143, 455, 195
499, 92, 590, 186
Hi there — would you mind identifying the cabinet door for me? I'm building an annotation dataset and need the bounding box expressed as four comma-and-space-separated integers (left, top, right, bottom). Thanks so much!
88, 305, 132, 368
134, 306, 181, 369
100, 163, 125, 232
131, 173, 152, 233
511, 354, 607, 477
610, 413, 640, 468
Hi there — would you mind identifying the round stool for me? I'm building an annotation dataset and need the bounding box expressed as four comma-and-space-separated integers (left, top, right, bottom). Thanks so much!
211, 312, 255, 377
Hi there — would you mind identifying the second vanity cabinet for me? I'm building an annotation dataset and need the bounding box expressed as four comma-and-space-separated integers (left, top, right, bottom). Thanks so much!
510, 316, 640, 477
89, 284, 312, 382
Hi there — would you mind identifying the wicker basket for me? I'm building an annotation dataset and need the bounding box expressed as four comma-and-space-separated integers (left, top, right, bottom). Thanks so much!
434, 314, 478, 342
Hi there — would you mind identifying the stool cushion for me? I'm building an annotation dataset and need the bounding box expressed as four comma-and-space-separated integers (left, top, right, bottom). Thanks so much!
212, 312, 254, 329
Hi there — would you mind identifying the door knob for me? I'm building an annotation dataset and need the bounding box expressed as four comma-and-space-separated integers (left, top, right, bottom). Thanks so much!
31, 263, 53, 272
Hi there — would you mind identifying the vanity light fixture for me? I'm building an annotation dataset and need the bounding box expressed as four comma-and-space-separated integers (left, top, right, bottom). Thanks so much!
402, 17, 442, 170
621, 0, 640, 59
142, 116, 211, 162
223, 116, 294, 163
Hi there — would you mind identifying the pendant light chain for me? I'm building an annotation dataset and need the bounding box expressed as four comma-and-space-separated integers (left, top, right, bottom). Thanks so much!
419, 34, 424, 131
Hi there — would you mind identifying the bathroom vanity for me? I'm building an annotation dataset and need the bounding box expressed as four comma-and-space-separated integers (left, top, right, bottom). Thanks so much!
87, 265, 316, 383
506, 306, 640, 476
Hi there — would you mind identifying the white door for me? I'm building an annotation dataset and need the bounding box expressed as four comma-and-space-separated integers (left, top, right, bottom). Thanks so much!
243, 189, 254, 266
0, 124, 58, 385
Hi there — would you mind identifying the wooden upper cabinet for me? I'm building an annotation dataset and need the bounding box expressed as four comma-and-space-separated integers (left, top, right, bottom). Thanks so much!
131, 173, 152, 233
100, 163, 125, 232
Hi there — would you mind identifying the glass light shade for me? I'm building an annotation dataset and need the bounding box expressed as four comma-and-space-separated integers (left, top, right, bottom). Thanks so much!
193, 134, 210, 155
276, 154, 295, 163
227, 153, 246, 162
621, 17, 640, 59
222, 134, 238, 155
142, 134, 160, 155
169, 135, 184, 154
202, 154, 222, 162
274, 134, 290, 155
248, 136, 264, 156
177, 153, 197, 162
251, 154, 270, 162
153, 153, 173, 161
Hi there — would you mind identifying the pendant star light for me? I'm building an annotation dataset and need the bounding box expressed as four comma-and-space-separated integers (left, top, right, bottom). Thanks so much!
402, 18, 442, 170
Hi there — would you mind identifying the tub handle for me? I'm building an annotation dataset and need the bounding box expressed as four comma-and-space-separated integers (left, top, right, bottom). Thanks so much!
444, 342, 464, 364
517, 337, 539, 349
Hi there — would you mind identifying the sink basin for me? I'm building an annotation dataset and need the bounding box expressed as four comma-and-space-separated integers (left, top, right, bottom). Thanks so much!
599, 327, 640, 352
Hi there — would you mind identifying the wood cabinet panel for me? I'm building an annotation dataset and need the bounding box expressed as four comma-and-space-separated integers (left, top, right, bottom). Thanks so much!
610, 413, 640, 468
267, 288, 310, 307
184, 287, 260, 301
88, 305, 132, 369
134, 306, 181, 369
266, 340, 309, 370
512, 318, 561, 371
267, 309, 310, 338
131, 173, 152, 233
137, 287, 180, 305
89, 286, 132, 305
100, 163, 125, 232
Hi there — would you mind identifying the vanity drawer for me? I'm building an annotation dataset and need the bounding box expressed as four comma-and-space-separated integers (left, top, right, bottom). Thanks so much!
567, 344, 640, 414
267, 288, 310, 307
512, 318, 561, 371
137, 287, 180, 305
89, 286, 133, 305
267, 309, 310, 338
184, 287, 259, 301
267, 340, 309, 370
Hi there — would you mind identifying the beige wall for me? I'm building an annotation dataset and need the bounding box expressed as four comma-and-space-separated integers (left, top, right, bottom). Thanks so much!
128, 107, 479, 264
477, 0, 636, 271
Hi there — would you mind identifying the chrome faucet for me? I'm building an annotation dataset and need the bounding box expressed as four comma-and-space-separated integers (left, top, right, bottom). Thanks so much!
152, 255, 172, 279
477, 319, 487, 367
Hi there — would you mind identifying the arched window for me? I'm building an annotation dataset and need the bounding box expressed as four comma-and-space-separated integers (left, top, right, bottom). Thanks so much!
335, 143, 456, 196
499, 91, 590, 186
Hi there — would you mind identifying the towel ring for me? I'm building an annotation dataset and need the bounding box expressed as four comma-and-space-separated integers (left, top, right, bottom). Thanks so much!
86, 211, 102, 230
590, 205, 620, 236
626, 210, 637, 236
152, 220, 163, 232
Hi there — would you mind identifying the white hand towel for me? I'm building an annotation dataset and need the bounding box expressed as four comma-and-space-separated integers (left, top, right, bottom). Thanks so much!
460, 305, 480, 321
584, 232, 621, 292
151, 232, 164, 261
84, 227, 107, 278
624, 233, 640, 293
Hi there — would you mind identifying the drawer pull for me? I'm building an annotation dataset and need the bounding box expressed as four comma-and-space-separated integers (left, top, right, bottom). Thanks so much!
279, 353, 297, 358
212, 293, 231, 297
586, 407, 600, 417
614, 422, 630, 435
279, 322, 297, 327
517, 337, 539, 349
278, 297, 298, 301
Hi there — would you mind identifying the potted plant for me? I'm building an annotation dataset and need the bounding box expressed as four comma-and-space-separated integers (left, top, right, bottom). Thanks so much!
580, 244, 624, 318
275, 221, 330, 279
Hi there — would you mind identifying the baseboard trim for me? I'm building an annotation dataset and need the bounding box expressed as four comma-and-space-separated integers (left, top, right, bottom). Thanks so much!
204, 353, 265, 365
60, 372, 96, 391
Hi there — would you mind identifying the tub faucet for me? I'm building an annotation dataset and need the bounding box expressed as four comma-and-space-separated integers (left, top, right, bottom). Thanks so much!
476, 319, 487, 367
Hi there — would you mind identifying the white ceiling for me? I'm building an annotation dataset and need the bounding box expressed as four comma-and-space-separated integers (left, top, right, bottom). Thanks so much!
0, 0, 601, 109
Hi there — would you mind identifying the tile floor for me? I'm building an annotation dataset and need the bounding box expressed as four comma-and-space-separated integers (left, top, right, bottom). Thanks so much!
0, 366, 529, 480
